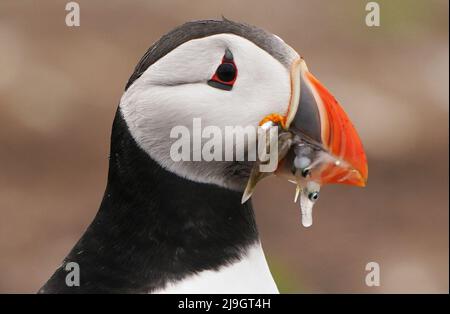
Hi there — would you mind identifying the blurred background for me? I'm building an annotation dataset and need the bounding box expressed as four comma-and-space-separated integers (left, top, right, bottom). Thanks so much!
0, 0, 448, 293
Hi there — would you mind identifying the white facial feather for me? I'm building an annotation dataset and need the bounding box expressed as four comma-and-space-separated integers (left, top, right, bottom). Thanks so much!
120, 33, 298, 189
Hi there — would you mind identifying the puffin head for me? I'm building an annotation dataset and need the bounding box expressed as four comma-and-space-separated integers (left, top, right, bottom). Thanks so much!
38, 19, 370, 294
119, 19, 368, 192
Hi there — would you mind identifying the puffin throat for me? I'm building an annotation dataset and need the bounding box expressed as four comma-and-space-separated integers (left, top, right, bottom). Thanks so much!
40, 109, 259, 293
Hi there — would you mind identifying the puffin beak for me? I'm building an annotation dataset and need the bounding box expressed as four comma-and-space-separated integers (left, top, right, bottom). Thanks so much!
284, 59, 368, 187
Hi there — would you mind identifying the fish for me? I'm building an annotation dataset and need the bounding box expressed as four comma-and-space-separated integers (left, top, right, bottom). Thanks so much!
242, 122, 361, 228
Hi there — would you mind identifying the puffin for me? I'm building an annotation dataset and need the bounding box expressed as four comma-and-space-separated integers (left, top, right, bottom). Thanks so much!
39, 19, 367, 294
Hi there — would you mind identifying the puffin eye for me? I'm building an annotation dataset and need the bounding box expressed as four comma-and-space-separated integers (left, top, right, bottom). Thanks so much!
207, 49, 237, 91
216, 63, 236, 82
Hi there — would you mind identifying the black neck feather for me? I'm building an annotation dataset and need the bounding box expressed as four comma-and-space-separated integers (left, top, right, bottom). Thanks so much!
39, 109, 258, 293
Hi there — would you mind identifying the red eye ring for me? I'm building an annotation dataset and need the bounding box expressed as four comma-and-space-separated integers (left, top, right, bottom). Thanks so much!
207, 49, 237, 91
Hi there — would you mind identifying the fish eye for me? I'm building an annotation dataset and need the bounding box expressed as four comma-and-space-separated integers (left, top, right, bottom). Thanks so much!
207, 49, 237, 91
308, 191, 319, 202
302, 168, 311, 177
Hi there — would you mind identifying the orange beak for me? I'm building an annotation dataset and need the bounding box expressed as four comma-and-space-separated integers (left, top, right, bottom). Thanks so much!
285, 59, 368, 187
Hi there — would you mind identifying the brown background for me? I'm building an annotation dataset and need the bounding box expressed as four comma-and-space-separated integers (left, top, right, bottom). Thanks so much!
0, 0, 448, 293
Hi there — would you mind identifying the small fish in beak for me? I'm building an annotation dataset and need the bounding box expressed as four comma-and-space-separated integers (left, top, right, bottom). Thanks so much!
277, 131, 358, 228
242, 58, 368, 228
241, 121, 293, 204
